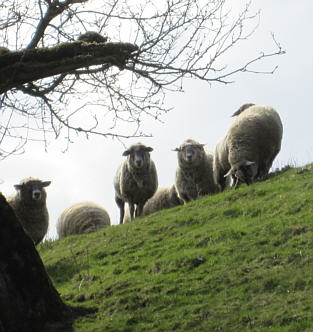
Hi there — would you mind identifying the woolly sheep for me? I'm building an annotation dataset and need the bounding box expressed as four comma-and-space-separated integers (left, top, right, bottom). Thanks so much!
114, 142, 158, 224
123, 185, 182, 223
0, 47, 10, 55
7, 177, 51, 245
174, 138, 217, 204
213, 103, 283, 190
57, 201, 110, 238
142, 185, 183, 216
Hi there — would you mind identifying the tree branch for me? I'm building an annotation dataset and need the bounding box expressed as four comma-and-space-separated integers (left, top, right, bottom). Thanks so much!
0, 0, 286, 159
27, 0, 89, 49
0, 41, 139, 94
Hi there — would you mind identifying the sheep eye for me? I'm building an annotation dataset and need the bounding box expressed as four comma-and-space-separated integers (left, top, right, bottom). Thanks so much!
192, 145, 202, 152
182, 146, 193, 152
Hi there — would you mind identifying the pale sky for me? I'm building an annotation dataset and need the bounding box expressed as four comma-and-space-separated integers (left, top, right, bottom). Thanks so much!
1, 1, 312, 240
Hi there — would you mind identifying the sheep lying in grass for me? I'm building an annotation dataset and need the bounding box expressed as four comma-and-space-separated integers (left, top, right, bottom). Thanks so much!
7, 177, 51, 245
142, 185, 183, 216
114, 142, 158, 224
174, 138, 217, 204
122, 184, 182, 222
123, 185, 182, 223
0, 47, 10, 55
57, 201, 110, 238
213, 103, 283, 190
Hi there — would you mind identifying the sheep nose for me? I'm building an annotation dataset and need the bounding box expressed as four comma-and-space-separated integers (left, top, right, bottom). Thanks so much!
186, 154, 193, 161
135, 160, 142, 167
33, 191, 41, 200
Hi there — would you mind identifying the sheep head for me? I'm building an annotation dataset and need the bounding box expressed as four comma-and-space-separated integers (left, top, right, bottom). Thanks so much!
224, 160, 257, 189
14, 178, 51, 204
174, 139, 206, 168
123, 143, 153, 169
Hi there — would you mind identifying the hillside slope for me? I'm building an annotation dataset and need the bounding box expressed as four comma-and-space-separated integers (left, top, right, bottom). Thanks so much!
39, 164, 313, 331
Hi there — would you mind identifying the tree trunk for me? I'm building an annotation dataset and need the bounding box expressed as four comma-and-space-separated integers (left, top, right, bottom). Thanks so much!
0, 193, 72, 331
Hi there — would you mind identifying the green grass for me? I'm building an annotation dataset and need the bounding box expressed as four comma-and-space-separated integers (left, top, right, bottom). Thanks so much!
39, 163, 313, 331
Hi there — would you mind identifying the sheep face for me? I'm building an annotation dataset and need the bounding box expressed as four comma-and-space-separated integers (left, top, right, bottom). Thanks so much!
14, 179, 51, 205
225, 160, 257, 189
175, 141, 205, 168
123, 144, 153, 169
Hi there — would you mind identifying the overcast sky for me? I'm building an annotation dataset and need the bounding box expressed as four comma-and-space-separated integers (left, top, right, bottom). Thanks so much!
1, 0, 312, 240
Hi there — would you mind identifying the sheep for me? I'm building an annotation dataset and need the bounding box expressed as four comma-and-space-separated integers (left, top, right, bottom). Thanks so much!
114, 142, 158, 224
7, 177, 51, 245
0, 47, 10, 55
141, 185, 183, 216
174, 138, 217, 204
56, 201, 110, 238
123, 185, 182, 222
213, 103, 283, 190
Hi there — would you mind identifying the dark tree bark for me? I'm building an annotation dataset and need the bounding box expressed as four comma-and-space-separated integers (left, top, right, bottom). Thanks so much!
0, 193, 73, 332
0, 41, 138, 93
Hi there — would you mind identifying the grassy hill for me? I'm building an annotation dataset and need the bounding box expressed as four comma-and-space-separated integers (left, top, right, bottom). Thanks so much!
39, 164, 313, 331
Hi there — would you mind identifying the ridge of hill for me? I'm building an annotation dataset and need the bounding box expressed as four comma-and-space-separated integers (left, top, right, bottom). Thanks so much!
39, 164, 313, 331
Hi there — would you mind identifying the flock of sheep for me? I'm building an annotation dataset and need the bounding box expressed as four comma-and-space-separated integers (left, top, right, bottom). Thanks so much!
6, 103, 283, 245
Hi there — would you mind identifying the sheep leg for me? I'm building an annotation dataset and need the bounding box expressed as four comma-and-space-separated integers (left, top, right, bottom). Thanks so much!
196, 184, 204, 197
129, 203, 135, 221
260, 147, 280, 179
233, 177, 240, 189
257, 161, 268, 180
261, 159, 275, 180
115, 196, 125, 225
218, 170, 228, 192
136, 202, 144, 217
178, 192, 190, 204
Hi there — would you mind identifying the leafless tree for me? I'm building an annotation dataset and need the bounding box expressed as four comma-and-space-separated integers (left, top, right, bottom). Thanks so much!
0, 0, 285, 159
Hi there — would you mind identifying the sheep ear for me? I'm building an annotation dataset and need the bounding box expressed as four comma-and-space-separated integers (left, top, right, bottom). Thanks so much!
41, 181, 51, 187
14, 184, 22, 191
122, 149, 131, 156
173, 148, 180, 152
145, 146, 153, 152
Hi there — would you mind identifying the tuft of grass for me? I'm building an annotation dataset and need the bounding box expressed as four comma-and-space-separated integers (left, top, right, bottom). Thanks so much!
38, 163, 313, 331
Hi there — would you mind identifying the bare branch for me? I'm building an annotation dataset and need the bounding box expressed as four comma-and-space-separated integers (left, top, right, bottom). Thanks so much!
27, 0, 89, 49
0, 0, 285, 159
